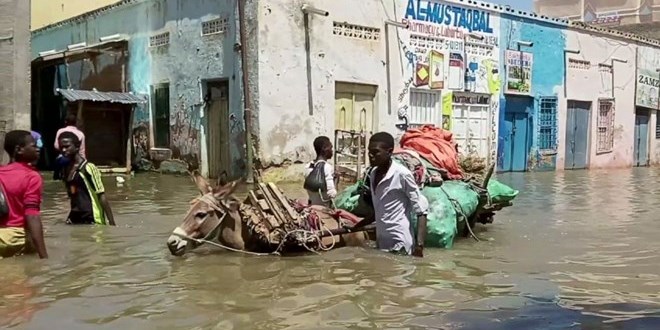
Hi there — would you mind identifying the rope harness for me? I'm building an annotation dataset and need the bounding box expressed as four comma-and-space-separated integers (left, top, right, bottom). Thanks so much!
172, 192, 338, 256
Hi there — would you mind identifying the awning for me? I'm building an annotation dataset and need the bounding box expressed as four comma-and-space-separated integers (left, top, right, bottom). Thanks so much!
56, 88, 147, 104
34, 37, 129, 62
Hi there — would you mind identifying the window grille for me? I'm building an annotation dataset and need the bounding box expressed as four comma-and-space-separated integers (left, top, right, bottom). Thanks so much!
332, 22, 380, 41
538, 97, 558, 150
408, 89, 441, 127
149, 32, 170, 47
202, 17, 228, 36
597, 99, 615, 153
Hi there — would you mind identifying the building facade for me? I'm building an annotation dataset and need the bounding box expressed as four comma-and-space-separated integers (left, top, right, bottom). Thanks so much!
30, 0, 660, 178
534, 0, 659, 26
0, 0, 31, 164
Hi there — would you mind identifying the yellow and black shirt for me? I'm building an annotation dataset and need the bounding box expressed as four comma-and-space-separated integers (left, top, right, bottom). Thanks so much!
65, 160, 108, 225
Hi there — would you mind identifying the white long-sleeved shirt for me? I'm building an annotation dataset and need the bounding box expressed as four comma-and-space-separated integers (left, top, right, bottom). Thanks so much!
369, 161, 429, 254
304, 160, 337, 207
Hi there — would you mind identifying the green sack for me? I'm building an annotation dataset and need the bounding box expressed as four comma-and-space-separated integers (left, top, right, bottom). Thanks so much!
334, 183, 373, 218
487, 179, 519, 204
411, 181, 480, 249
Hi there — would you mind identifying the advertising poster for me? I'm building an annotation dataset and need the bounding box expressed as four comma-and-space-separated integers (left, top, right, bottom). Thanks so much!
442, 92, 452, 130
414, 63, 430, 87
429, 50, 445, 89
505, 50, 533, 95
448, 52, 464, 90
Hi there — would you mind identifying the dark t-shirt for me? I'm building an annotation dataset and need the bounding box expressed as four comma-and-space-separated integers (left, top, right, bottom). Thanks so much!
64, 161, 105, 225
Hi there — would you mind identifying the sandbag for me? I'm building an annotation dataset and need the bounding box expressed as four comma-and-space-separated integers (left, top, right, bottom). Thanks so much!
487, 179, 519, 204
410, 181, 480, 248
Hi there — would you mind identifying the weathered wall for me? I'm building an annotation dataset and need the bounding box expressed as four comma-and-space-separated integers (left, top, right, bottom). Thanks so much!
31, 0, 246, 177
31, 0, 122, 31
561, 28, 637, 169
255, 0, 400, 167
0, 0, 31, 163
637, 45, 660, 165
498, 14, 566, 171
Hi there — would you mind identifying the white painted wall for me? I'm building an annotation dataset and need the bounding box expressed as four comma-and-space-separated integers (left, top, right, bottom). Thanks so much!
637, 45, 660, 165
559, 29, 637, 169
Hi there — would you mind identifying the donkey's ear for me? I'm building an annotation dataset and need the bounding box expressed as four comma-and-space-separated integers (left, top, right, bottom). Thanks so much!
213, 178, 242, 198
190, 170, 213, 194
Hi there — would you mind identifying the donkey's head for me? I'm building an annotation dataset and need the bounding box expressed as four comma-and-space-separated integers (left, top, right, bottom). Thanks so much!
167, 171, 242, 256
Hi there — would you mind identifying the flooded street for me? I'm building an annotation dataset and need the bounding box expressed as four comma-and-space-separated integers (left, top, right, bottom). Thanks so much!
2, 169, 660, 329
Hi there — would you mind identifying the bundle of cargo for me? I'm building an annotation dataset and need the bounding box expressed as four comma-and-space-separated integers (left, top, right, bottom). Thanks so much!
334, 125, 519, 248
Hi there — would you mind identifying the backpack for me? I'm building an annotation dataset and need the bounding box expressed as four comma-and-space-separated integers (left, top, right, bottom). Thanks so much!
0, 181, 10, 221
303, 161, 327, 193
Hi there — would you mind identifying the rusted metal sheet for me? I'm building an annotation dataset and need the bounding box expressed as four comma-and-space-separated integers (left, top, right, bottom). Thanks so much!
57, 88, 147, 104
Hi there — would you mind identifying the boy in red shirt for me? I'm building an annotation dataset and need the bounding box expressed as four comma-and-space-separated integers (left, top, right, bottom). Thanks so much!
0, 130, 48, 259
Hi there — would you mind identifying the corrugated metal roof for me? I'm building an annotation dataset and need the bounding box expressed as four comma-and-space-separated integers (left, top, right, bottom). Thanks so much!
56, 88, 147, 104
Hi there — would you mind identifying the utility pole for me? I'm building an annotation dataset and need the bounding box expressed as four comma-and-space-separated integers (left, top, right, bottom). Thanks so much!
237, 0, 255, 183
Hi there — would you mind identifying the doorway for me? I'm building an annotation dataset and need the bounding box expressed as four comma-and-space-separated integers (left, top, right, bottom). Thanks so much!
452, 92, 491, 158
564, 101, 591, 170
499, 96, 533, 172
206, 81, 230, 178
634, 108, 650, 167
152, 83, 170, 148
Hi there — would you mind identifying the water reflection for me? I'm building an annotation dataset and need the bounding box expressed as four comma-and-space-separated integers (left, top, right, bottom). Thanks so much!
0, 170, 659, 328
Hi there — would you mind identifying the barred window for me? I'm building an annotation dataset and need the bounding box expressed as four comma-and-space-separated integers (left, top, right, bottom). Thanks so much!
202, 17, 228, 36
409, 89, 441, 127
597, 99, 615, 153
538, 97, 558, 150
149, 32, 170, 47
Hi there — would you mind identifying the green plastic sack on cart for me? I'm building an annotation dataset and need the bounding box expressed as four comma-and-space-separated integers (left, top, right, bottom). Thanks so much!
487, 179, 519, 204
411, 181, 480, 248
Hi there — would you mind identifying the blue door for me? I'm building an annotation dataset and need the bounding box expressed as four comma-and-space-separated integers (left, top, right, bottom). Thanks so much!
634, 108, 650, 167
564, 101, 591, 170
499, 97, 532, 172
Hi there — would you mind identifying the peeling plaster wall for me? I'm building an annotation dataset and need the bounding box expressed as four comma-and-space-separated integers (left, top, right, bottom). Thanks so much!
31, 0, 246, 177
498, 15, 566, 171
255, 0, 401, 167
562, 29, 637, 169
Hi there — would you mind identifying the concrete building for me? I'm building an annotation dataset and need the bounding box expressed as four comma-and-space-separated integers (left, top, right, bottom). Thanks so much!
31, 0, 122, 31
30, 0, 660, 178
534, 0, 659, 26
0, 0, 31, 164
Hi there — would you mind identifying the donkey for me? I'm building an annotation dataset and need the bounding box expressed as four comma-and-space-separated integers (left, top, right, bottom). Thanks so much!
166, 172, 369, 257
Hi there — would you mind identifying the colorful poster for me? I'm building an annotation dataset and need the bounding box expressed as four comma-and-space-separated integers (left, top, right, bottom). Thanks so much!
635, 46, 660, 109
414, 63, 430, 87
448, 52, 464, 90
442, 92, 452, 130
505, 50, 532, 95
429, 50, 444, 90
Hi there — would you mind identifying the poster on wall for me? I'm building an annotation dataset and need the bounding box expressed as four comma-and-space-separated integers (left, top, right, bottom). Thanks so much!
429, 50, 445, 89
448, 53, 464, 90
442, 92, 452, 130
636, 47, 660, 109
414, 63, 430, 87
505, 50, 533, 95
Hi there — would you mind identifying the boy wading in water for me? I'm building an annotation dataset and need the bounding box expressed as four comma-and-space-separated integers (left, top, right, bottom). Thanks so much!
351, 132, 429, 257
57, 132, 116, 226
304, 136, 337, 207
0, 130, 48, 259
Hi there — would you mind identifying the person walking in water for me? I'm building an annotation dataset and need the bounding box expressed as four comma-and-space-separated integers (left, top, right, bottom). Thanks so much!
303, 136, 337, 207
57, 132, 116, 226
351, 132, 428, 257
54, 113, 86, 158
0, 130, 48, 259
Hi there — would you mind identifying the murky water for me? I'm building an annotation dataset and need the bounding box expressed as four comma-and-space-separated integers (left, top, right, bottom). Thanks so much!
2, 169, 660, 329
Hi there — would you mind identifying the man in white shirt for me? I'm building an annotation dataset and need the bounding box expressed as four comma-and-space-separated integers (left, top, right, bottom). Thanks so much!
351, 132, 429, 257
303, 136, 337, 207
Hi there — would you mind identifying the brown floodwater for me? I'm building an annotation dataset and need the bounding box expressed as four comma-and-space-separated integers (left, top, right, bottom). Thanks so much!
1, 168, 660, 329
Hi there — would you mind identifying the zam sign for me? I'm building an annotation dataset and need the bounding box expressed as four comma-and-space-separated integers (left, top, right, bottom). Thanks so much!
638, 74, 660, 87
405, 0, 494, 33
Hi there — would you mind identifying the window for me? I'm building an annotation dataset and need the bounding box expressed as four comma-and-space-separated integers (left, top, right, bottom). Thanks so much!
538, 97, 558, 151
596, 98, 615, 153
152, 83, 171, 148
408, 89, 441, 127
656, 115, 660, 139
202, 17, 228, 36
332, 22, 380, 41
149, 32, 170, 47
